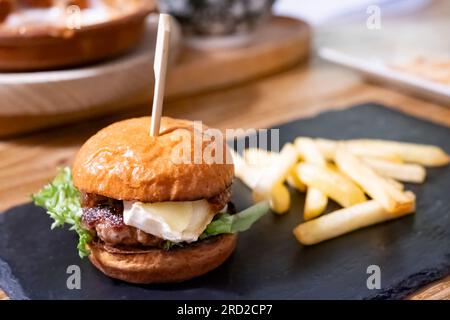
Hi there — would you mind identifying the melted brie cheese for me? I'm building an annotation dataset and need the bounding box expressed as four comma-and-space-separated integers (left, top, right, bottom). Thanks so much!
123, 200, 216, 243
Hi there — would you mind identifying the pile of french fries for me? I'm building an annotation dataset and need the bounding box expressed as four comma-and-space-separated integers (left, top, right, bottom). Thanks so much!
232, 138, 450, 245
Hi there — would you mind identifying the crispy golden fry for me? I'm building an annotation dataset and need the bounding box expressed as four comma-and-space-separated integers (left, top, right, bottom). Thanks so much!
315, 138, 404, 162
230, 149, 246, 174
384, 176, 404, 191
304, 188, 328, 220
244, 148, 306, 192
295, 137, 327, 165
243, 148, 279, 168
363, 155, 404, 163
270, 183, 291, 214
236, 166, 263, 189
362, 157, 426, 183
335, 147, 414, 213
233, 147, 293, 213
295, 137, 329, 218
286, 170, 306, 192
231, 149, 262, 189
345, 139, 450, 167
314, 138, 337, 160
296, 163, 366, 207
315, 137, 450, 166
293, 197, 415, 245
253, 143, 299, 203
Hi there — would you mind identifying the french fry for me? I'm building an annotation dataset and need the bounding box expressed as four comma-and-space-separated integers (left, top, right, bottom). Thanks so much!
295, 137, 327, 165
230, 149, 245, 175
345, 139, 450, 167
235, 146, 296, 214
307, 146, 404, 190
295, 137, 329, 219
362, 157, 426, 183
293, 197, 415, 245
286, 170, 306, 192
252, 143, 298, 204
315, 137, 450, 166
296, 163, 366, 207
235, 166, 263, 189
384, 177, 404, 191
314, 138, 337, 160
243, 148, 278, 168
335, 147, 414, 213
363, 155, 404, 164
270, 183, 291, 214
304, 188, 328, 220
232, 148, 297, 216
231, 149, 262, 189
315, 138, 403, 162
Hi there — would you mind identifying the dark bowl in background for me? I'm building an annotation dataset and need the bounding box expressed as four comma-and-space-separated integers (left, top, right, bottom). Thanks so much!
158, 0, 275, 37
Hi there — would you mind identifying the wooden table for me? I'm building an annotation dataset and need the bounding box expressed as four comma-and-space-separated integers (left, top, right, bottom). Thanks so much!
1, 1, 450, 301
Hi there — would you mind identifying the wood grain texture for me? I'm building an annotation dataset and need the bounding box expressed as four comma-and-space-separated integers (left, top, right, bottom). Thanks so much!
409, 275, 450, 300
165, 16, 310, 98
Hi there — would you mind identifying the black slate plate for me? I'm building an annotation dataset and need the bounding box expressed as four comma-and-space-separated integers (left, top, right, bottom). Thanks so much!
1, 103, 450, 300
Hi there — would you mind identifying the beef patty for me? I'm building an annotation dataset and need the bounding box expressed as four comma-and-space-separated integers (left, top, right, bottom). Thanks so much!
81, 188, 231, 247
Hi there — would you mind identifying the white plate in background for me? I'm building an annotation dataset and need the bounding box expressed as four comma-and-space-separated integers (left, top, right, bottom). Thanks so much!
319, 47, 450, 105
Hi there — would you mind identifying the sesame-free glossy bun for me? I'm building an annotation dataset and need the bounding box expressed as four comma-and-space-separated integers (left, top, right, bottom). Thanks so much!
88, 234, 237, 284
72, 117, 234, 202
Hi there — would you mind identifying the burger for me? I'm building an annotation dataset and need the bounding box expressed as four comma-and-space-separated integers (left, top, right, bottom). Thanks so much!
33, 117, 268, 284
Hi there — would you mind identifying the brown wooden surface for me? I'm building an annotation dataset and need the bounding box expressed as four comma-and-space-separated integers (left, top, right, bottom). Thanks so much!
0, 16, 310, 137
165, 16, 310, 98
1, 1, 450, 300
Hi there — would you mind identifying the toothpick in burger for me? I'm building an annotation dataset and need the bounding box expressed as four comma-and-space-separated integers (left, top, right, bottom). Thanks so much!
33, 117, 269, 284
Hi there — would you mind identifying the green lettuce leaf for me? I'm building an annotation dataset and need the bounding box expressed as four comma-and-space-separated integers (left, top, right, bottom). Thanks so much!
31, 167, 92, 258
201, 201, 270, 239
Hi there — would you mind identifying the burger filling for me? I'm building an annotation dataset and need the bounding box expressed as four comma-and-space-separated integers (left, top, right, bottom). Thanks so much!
80, 188, 231, 248
33, 167, 269, 257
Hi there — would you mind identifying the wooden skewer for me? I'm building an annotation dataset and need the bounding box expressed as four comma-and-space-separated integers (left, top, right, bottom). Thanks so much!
150, 14, 171, 137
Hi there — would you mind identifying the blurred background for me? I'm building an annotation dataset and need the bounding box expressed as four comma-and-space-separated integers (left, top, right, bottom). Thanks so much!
0, 0, 448, 137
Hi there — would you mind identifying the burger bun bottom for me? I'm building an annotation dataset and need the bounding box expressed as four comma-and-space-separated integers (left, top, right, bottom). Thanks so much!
87, 234, 237, 284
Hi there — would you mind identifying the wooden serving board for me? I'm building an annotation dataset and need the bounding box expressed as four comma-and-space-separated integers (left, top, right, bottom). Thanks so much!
0, 16, 310, 138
